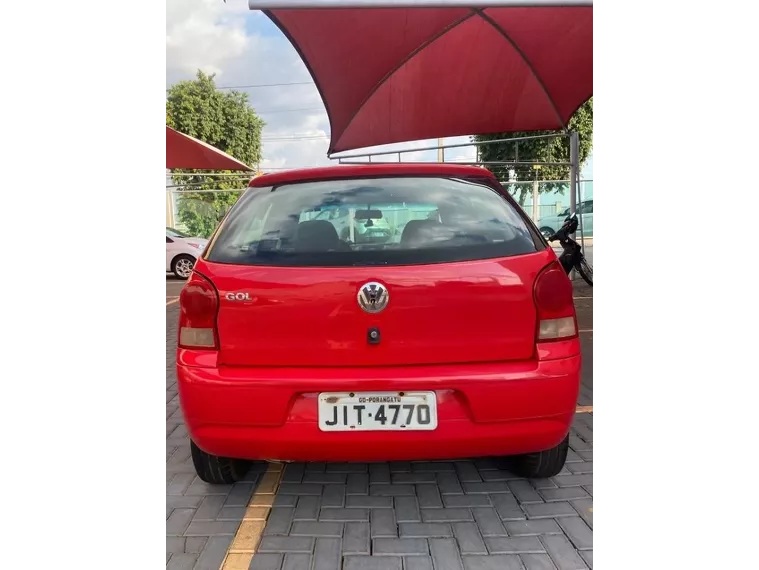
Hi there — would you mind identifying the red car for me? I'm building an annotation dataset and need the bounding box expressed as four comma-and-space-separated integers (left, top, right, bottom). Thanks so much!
177, 164, 581, 483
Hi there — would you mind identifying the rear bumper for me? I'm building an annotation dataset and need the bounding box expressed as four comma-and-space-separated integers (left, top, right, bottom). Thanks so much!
177, 341, 581, 462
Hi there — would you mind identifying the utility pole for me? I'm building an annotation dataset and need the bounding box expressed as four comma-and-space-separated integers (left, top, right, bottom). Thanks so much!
161, 90, 174, 227
568, 130, 579, 280
569, 131, 579, 238
437, 137, 444, 162
532, 165, 541, 222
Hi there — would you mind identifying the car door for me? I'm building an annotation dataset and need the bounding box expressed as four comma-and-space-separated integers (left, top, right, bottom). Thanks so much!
166, 235, 176, 271
580, 200, 593, 236
538, 207, 565, 237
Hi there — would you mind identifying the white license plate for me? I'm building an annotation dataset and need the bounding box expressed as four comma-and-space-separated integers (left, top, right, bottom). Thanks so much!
318, 391, 438, 432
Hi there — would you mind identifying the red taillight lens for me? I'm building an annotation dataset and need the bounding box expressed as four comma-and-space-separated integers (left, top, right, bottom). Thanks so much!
534, 262, 577, 342
178, 272, 219, 349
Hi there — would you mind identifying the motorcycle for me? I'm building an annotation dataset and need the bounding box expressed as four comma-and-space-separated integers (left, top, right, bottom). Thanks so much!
547, 213, 593, 287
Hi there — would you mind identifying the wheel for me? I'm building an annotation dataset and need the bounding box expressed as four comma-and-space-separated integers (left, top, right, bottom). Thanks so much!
539, 227, 555, 239
190, 440, 249, 484
172, 254, 195, 280
577, 257, 593, 287
512, 435, 569, 478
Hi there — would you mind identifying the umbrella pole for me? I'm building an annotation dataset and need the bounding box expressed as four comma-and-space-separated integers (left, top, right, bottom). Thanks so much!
569, 130, 579, 281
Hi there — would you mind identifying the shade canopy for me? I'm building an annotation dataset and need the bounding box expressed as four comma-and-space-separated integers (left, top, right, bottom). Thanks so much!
255, 1, 592, 154
166, 126, 253, 171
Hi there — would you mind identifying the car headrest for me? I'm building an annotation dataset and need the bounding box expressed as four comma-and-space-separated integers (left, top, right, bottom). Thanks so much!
400, 219, 444, 247
294, 220, 341, 252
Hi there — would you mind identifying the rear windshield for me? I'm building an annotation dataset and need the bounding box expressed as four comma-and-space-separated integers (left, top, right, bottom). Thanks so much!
167, 227, 190, 239
206, 176, 539, 267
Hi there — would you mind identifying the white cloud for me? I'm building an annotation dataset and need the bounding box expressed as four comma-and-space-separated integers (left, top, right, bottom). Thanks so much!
166, 1, 477, 170
166, 0, 249, 77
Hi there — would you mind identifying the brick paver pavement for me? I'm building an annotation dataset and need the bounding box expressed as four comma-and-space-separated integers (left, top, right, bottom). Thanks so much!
167, 279, 593, 569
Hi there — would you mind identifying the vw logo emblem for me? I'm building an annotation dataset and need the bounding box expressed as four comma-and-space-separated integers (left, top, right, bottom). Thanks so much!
357, 282, 389, 313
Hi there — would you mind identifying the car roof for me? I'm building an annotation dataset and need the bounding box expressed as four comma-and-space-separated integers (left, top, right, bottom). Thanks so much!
248, 163, 496, 188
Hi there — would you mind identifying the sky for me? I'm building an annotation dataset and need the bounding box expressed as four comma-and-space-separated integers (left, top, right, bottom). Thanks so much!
166, 0, 593, 179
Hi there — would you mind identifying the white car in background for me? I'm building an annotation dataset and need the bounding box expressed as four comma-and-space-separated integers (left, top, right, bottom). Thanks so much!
166, 227, 208, 279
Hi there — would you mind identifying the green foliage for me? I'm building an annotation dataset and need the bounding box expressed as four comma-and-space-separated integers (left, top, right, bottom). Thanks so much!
166, 70, 265, 237
472, 98, 593, 205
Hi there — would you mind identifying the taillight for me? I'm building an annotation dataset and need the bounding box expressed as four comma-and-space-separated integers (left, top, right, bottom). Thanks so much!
178, 272, 219, 349
534, 261, 577, 342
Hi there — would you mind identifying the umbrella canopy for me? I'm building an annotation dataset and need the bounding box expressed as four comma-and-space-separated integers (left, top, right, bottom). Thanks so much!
255, 1, 592, 154
166, 126, 254, 171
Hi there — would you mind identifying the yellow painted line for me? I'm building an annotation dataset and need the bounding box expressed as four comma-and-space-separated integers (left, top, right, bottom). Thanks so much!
576, 405, 593, 414
220, 462, 284, 570
166, 297, 179, 306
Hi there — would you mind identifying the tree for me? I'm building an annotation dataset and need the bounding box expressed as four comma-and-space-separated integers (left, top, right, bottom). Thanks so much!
166, 70, 265, 237
472, 98, 593, 206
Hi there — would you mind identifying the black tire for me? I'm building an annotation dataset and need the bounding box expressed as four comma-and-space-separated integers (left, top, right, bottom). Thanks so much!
512, 435, 569, 478
577, 257, 593, 287
190, 440, 248, 484
172, 254, 195, 280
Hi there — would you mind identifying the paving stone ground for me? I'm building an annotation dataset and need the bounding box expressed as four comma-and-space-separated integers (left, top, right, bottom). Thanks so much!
167, 278, 593, 570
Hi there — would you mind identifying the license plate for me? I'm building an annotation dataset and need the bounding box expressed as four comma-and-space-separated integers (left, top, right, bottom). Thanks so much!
318, 391, 438, 432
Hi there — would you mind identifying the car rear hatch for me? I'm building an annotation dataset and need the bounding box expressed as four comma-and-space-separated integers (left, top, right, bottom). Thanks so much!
200, 250, 552, 367
198, 174, 552, 367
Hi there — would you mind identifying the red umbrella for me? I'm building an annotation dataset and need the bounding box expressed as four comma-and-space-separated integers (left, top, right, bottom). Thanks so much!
253, 1, 592, 154
166, 126, 254, 171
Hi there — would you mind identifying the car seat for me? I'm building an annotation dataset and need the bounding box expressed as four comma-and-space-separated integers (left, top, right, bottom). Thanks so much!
400, 219, 445, 248
294, 220, 346, 252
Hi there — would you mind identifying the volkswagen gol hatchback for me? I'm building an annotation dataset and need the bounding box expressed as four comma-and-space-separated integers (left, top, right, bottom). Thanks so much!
177, 164, 581, 483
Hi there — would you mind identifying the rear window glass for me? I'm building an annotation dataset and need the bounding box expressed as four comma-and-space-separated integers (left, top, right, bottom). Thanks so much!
206, 177, 539, 267
167, 227, 190, 239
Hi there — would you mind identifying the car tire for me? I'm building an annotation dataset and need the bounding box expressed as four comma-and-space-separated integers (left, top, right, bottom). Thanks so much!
190, 440, 249, 484
172, 254, 195, 280
512, 435, 569, 478
539, 227, 555, 239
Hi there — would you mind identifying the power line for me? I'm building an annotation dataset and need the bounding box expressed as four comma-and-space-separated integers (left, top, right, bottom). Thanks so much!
262, 132, 330, 140
262, 131, 331, 137
217, 81, 313, 89
256, 107, 325, 115
262, 135, 330, 142
263, 140, 329, 144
